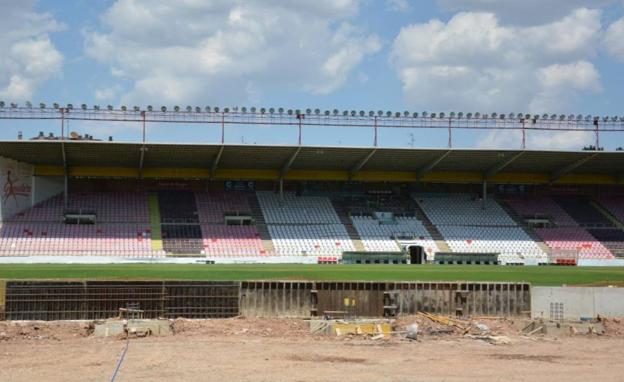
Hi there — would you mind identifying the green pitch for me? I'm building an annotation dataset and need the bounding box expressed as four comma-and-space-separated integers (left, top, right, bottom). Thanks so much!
0, 264, 623, 286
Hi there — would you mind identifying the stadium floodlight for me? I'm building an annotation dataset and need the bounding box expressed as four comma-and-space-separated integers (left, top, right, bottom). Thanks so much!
146, 105, 153, 111
0, 101, 4, 108
160, 106, 167, 112
260, 107, 266, 114
121, 105, 127, 111
457, 112, 463, 119
549, 114, 556, 120
491, 112, 497, 118
612, 116, 618, 122
173, 106, 179, 112
466, 112, 472, 119
509, 113, 515, 119
584, 115, 591, 121
277, 107, 283, 114
80, 103, 87, 110
404, 111, 410, 117
53, 103, 59, 109
241, 107, 247, 113
66, 103, 73, 110
286, 109, 293, 115
422, 111, 427, 117
106, 105, 113, 111
134, 106, 141, 112
305, 108, 311, 115
412, 112, 418, 118
431, 112, 437, 118
249, 107, 256, 113
269, 108, 275, 114
349, 110, 356, 116
213, 107, 220, 112
500, 114, 505, 120
25, 101, 32, 108
386, 111, 392, 117
314, 109, 320, 115
439, 112, 445, 118
295, 109, 301, 116
541, 113, 548, 120
342, 110, 348, 116
393, 112, 400, 118
39, 103, 46, 109
603, 116, 609, 122
559, 114, 565, 121
576, 114, 582, 121
474, 112, 480, 118
223, 107, 230, 113
360, 110, 366, 117
369, 111, 375, 117
450, 112, 456, 118
186, 106, 192, 112
10, 102, 17, 108
195, 106, 201, 113
377, 110, 384, 116
203, 106, 210, 112
324, 110, 330, 116
94, 105, 100, 110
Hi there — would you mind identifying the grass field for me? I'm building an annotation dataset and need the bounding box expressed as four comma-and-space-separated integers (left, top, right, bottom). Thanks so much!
0, 264, 623, 285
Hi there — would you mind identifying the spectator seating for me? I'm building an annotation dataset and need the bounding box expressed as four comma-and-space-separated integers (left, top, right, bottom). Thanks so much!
596, 196, 624, 223
196, 192, 252, 223
0, 222, 160, 256
555, 196, 613, 227
201, 225, 265, 257
505, 196, 616, 259
256, 192, 341, 224
351, 216, 437, 257
414, 193, 516, 226
267, 224, 353, 256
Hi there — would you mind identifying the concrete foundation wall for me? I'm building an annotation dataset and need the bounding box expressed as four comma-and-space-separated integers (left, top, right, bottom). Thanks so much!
531, 287, 624, 320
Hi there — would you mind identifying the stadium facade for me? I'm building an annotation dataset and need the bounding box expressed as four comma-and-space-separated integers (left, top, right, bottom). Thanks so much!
1, 139, 623, 266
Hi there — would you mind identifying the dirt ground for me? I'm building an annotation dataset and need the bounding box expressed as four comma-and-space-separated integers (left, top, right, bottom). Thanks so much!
1, 316, 624, 382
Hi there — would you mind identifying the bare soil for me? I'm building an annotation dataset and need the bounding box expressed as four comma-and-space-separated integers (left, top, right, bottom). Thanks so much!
1, 317, 624, 382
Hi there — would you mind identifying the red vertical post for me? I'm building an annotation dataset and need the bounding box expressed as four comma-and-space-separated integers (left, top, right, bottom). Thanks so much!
374, 116, 378, 147
60, 108, 65, 140
141, 111, 146, 143
521, 120, 526, 150
221, 112, 225, 144
448, 118, 452, 148
595, 121, 600, 149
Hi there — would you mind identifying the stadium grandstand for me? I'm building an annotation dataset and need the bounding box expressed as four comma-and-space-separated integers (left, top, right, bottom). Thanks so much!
0, 105, 624, 266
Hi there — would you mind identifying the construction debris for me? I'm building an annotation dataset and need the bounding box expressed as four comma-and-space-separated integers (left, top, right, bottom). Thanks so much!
309, 319, 393, 338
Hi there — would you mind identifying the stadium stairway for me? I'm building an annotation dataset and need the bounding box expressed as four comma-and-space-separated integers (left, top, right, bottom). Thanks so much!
248, 194, 276, 254
330, 200, 366, 252
158, 191, 203, 254
590, 200, 624, 229
497, 198, 551, 255
148, 194, 163, 251
412, 202, 451, 253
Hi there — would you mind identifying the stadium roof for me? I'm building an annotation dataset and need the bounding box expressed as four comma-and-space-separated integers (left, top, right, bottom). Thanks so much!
0, 140, 623, 184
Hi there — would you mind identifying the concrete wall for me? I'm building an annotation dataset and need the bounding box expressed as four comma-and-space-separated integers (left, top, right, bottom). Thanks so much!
0, 157, 34, 221
32, 176, 64, 205
531, 287, 624, 320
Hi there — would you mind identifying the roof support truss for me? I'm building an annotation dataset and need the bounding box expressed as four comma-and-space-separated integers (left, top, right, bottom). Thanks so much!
484, 151, 525, 179
349, 148, 377, 179
209, 145, 225, 179
280, 147, 301, 178
416, 150, 451, 180
549, 153, 598, 184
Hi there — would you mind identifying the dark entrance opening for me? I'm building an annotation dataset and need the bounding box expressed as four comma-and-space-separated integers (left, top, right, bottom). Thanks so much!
409, 246, 425, 264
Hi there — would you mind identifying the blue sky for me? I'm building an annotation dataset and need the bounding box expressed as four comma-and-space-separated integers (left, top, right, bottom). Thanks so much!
1, 0, 624, 150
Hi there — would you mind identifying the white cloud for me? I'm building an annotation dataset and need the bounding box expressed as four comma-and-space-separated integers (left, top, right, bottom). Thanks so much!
604, 17, 624, 61
85, 0, 381, 105
478, 129, 594, 150
0, 0, 64, 101
387, 0, 412, 12
438, 0, 613, 25
390, 9, 602, 114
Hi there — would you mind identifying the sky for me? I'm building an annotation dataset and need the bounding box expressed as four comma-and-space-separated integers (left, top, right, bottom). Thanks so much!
1, 0, 624, 150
